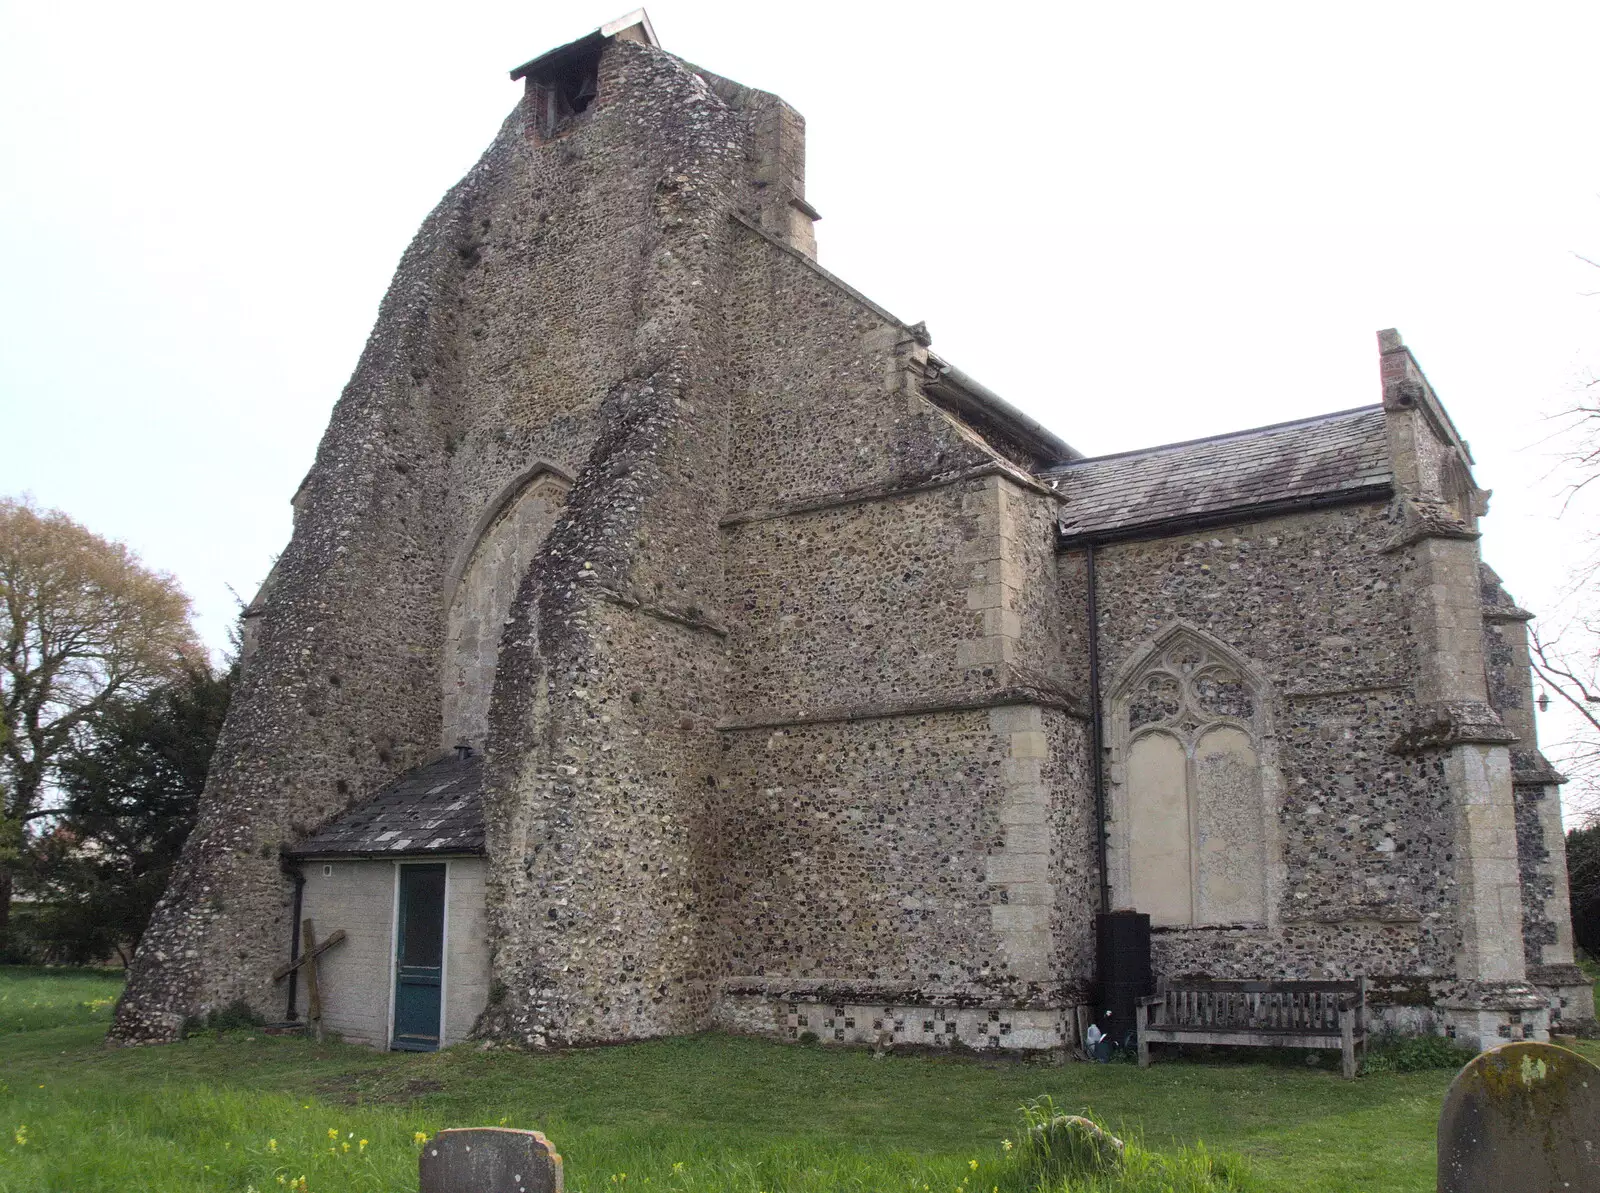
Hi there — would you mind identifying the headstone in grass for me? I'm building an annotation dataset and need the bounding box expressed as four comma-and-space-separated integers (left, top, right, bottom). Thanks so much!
1436, 1040, 1600, 1193
1018, 1106, 1125, 1185
418, 1127, 563, 1193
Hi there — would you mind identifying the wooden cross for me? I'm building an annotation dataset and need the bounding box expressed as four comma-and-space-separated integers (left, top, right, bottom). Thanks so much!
273, 919, 346, 1043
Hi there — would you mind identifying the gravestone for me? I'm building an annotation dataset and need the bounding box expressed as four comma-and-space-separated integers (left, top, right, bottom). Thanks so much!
419, 1128, 563, 1193
1437, 1040, 1600, 1192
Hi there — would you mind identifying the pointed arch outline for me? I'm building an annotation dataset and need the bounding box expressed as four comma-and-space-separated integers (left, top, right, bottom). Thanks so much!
441, 461, 574, 750
1107, 619, 1276, 743
443, 460, 575, 609
1105, 620, 1283, 931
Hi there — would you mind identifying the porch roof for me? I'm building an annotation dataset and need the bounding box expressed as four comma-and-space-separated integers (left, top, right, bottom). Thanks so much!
287, 753, 485, 858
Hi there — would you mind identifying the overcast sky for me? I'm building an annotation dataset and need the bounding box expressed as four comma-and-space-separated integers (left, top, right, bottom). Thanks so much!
3, 1, 1596, 807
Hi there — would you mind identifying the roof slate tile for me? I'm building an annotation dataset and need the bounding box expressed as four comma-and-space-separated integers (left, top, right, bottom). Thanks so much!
288, 753, 485, 858
1044, 406, 1392, 541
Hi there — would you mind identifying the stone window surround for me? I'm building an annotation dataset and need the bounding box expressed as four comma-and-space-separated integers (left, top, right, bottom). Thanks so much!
443, 460, 575, 610
1105, 620, 1285, 934
442, 462, 574, 750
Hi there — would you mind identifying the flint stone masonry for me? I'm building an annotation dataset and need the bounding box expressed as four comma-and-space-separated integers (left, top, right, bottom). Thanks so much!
445, 471, 571, 749
113, 14, 1587, 1052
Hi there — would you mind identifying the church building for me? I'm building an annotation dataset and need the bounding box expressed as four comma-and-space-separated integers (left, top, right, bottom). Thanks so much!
113, 12, 1590, 1054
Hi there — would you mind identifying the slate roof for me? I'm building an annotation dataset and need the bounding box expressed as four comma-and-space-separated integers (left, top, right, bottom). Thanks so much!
1044, 405, 1393, 543
288, 753, 485, 858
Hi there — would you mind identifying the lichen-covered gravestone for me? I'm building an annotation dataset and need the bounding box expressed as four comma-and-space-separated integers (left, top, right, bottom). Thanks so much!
1437, 1041, 1600, 1192
419, 1128, 563, 1193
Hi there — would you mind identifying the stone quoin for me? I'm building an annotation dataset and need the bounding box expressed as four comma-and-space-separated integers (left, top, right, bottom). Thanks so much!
111, 11, 1592, 1054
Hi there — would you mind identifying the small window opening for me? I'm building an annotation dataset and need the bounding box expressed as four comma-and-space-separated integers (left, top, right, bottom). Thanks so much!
529, 46, 601, 143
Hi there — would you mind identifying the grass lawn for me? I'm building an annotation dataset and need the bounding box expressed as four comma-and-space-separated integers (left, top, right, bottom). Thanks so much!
1, 967, 1596, 1193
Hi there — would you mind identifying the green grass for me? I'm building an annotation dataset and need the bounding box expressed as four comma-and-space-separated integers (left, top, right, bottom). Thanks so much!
0, 966, 121, 1034
1, 967, 1597, 1193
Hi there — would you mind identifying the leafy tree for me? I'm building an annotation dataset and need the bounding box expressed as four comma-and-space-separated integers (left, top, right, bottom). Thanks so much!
0, 497, 201, 946
26, 665, 232, 964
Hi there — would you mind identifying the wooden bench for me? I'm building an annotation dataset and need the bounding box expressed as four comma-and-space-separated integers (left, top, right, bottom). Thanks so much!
1136, 978, 1367, 1079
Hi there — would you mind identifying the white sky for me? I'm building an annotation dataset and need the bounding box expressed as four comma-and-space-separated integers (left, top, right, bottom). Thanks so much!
3, 1, 1596, 810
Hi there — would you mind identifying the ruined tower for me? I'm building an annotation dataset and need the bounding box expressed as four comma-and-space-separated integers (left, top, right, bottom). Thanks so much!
113, 14, 1589, 1053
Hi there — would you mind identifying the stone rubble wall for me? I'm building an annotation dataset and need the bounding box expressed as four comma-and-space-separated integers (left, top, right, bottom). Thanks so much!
1079, 503, 1468, 988
116, 36, 757, 1044
714, 710, 1013, 993
707, 706, 1091, 1043
721, 225, 994, 514
723, 490, 976, 718
479, 37, 751, 1045
117, 29, 1579, 1052
1480, 566, 1594, 1024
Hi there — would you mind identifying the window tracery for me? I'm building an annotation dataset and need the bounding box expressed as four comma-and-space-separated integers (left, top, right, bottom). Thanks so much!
1112, 628, 1271, 929
1127, 645, 1255, 739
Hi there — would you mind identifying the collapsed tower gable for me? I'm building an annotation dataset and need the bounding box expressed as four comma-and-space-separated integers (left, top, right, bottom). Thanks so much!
113, 15, 1588, 1053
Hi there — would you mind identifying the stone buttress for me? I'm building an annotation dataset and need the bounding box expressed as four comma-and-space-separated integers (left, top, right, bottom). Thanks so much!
112, 27, 788, 1043
112, 16, 1586, 1054
113, 19, 1097, 1049
1378, 331, 1550, 1047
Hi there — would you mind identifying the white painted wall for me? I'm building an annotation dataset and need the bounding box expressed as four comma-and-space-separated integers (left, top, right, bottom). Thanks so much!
298, 856, 490, 1049
443, 857, 492, 1045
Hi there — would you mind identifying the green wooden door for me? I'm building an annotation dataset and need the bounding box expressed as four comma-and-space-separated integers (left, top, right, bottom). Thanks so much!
392, 864, 446, 1051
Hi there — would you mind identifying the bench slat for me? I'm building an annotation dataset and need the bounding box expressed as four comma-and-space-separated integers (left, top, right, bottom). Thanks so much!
1138, 977, 1367, 1080
1142, 1028, 1352, 1051
1158, 979, 1362, 995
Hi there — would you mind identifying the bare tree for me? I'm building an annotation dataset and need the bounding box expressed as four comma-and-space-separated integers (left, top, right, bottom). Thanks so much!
1527, 251, 1600, 825
1531, 621, 1600, 823
0, 497, 201, 944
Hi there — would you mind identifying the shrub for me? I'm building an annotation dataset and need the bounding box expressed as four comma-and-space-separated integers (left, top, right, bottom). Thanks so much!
0, 903, 49, 964
181, 998, 264, 1037
1361, 1031, 1475, 1075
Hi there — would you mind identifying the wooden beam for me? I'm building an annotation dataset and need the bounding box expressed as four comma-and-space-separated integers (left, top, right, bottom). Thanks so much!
301, 919, 325, 1044
272, 928, 347, 982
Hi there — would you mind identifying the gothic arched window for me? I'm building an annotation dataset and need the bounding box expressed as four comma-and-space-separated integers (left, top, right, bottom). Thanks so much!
1110, 627, 1272, 929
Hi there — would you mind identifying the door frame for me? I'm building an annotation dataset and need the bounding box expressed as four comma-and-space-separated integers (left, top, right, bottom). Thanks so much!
385, 858, 451, 1051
